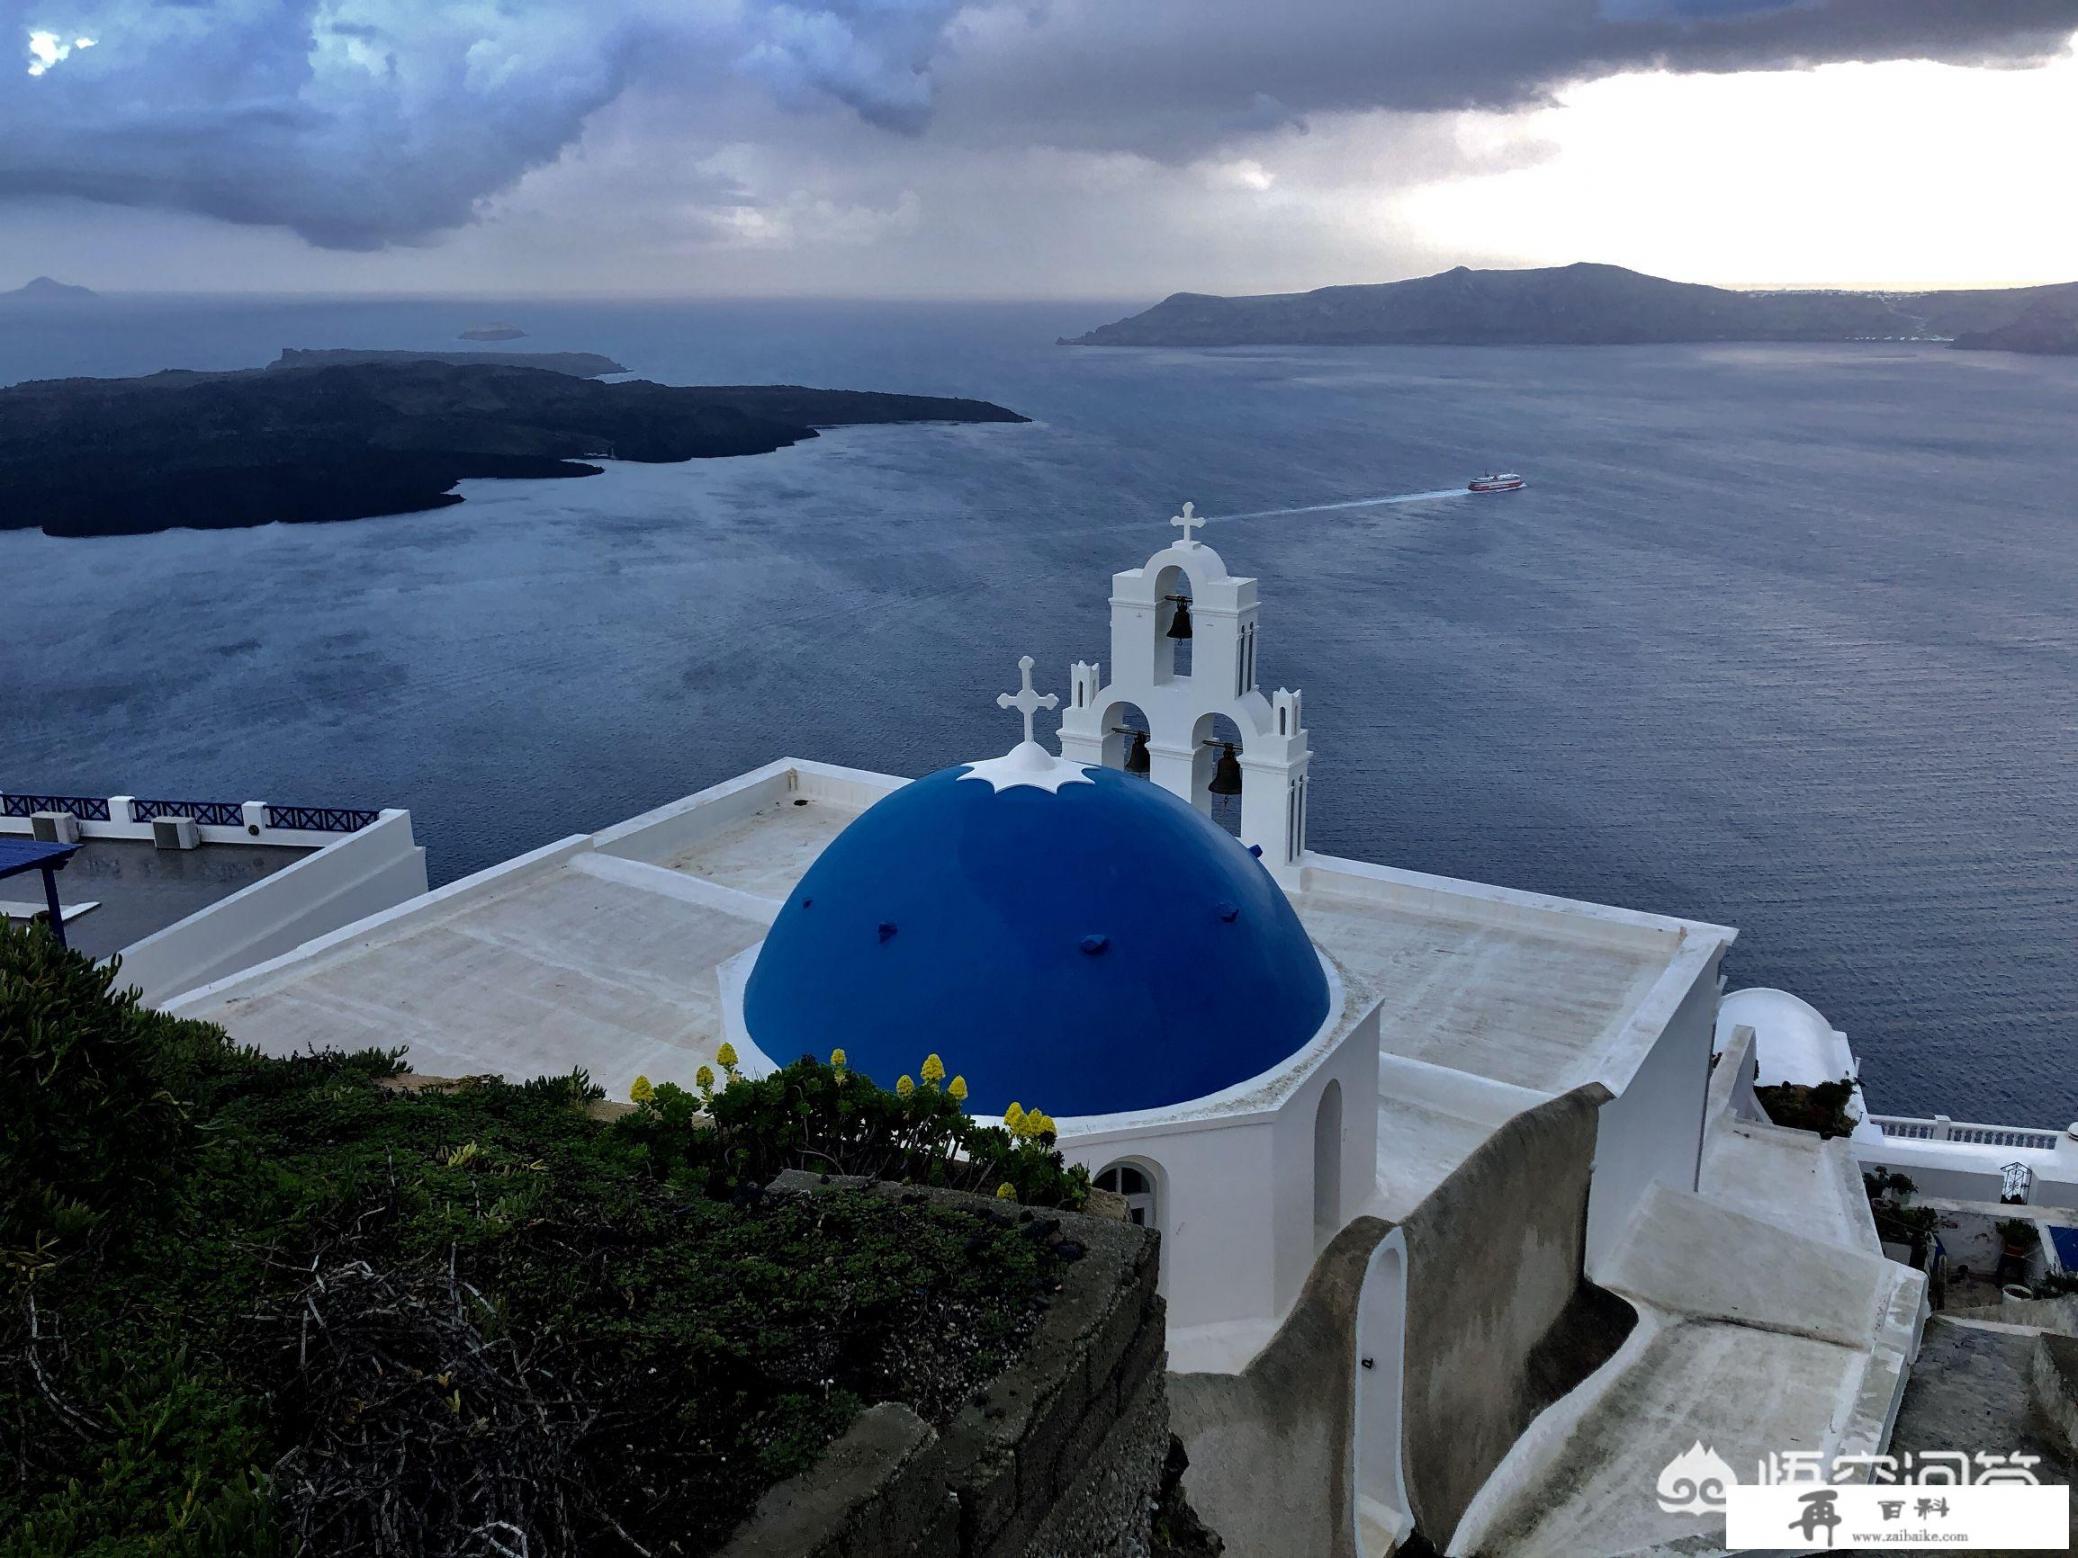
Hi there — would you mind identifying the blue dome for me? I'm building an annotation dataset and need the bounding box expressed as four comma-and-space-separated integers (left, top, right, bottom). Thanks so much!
743, 761, 1331, 1117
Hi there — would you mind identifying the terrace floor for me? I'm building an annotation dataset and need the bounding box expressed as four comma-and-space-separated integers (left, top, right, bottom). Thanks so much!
1291, 880, 1675, 1098
8, 838, 310, 960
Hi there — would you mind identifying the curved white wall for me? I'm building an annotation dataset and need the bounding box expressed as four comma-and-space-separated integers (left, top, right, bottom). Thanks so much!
1353, 1230, 1413, 1555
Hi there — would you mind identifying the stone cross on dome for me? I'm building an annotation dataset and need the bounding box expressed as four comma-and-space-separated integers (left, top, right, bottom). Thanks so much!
961, 655, 1092, 794
1171, 502, 1205, 545
997, 654, 1058, 745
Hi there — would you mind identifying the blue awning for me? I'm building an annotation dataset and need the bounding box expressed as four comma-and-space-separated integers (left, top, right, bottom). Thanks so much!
2050, 1225, 2078, 1275
0, 837, 80, 881
0, 837, 81, 947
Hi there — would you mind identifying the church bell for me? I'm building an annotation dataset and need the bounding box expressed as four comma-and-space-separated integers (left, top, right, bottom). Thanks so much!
1208, 741, 1243, 797
1124, 727, 1152, 776
1165, 594, 1193, 640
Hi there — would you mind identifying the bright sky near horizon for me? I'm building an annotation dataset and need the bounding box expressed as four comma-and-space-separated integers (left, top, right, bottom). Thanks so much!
2, 2, 2073, 297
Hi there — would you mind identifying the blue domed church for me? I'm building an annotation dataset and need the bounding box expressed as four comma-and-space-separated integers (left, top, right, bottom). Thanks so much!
743, 516, 1384, 1337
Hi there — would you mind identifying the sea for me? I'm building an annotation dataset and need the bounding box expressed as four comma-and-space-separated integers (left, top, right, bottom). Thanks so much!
1, 296, 2072, 1123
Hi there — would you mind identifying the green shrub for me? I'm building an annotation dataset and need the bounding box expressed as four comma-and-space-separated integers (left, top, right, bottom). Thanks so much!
1755, 1076, 1858, 1139
0, 919, 245, 1260
616, 1051, 1090, 1209
0, 926, 1073, 1556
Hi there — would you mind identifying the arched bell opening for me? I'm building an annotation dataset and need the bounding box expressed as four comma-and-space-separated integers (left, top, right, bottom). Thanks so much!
1190, 711, 1247, 832
1153, 563, 1193, 683
1099, 700, 1153, 777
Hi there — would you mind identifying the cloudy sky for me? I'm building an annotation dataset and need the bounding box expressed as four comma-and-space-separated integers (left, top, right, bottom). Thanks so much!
4, 0, 2075, 297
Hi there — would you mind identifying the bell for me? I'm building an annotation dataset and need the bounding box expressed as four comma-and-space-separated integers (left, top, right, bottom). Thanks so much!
1124, 728, 1151, 776
1209, 741, 1243, 797
1165, 594, 1193, 640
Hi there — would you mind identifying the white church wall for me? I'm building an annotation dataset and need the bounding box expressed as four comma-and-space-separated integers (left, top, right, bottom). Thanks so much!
1059, 987, 1382, 1333
1065, 1116, 1282, 1327
1585, 945, 1726, 1274
1269, 1004, 1383, 1312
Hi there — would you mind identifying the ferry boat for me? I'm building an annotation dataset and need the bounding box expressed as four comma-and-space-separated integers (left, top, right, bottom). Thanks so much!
1468, 472, 1525, 493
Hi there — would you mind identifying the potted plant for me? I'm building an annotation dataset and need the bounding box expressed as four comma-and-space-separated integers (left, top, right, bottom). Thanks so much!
1997, 1217, 2037, 1259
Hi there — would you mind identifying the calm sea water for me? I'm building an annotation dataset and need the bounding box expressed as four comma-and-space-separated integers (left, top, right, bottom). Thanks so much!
2, 297, 2072, 1122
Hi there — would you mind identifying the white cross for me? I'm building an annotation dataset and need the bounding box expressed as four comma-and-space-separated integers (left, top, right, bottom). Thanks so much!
1171, 501, 1205, 545
996, 654, 1058, 745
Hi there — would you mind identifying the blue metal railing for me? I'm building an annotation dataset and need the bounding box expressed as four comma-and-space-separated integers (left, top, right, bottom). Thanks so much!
4, 794, 378, 833
1, 793, 113, 821
131, 798, 247, 827
265, 805, 379, 833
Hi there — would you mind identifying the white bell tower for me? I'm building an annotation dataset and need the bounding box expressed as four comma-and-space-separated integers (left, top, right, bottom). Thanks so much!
1057, 503, 1314, 875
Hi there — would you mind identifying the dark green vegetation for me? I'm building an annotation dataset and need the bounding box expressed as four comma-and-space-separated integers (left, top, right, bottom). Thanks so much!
0, 921, 1081, 1556
1061, 262, 2078, 349
0, 359, 1026, 538
1863, 1169, 1939, 1270
1755, 1075, 1859, 1139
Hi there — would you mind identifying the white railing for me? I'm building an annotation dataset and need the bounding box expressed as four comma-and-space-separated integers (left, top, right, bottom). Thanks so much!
1868, 1113, 2064, 1152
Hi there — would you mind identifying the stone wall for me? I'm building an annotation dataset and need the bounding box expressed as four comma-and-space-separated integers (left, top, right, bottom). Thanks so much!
1397, 1082, 1610, 1545
2033, 1333, 2078, 1459
720, 1176, 1169, 1558
1168, 1085, 1619, 1556
1168, 1216, 1393, 1558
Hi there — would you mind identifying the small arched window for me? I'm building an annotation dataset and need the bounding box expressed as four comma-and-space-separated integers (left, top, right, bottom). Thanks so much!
1096, 1161, 1158, 1229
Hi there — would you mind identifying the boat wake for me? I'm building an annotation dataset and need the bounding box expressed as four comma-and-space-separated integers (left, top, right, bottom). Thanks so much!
1214, 487, 1472, 523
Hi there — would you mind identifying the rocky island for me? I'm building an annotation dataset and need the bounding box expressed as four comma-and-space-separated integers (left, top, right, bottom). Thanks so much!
1062, 262, 2078, 351
0, 356, 1025, 538
0, 275, 98, 304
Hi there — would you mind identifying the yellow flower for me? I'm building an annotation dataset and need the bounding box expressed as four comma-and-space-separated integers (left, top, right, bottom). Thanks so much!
716, 1042, 739, 1072
948, 1076, 968, 1103
996, 1182, 1018, 1201
830, 1048, 848, 1072
695, 1064, 715, 1091
920, 1053, 946, 1087
1004, 1102, 1025, 1129
629, 1075, 654, 1104
896, 1075, 915, 1098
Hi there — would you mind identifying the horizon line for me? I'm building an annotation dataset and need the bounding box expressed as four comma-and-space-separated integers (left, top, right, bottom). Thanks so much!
12, 263, 2076, 307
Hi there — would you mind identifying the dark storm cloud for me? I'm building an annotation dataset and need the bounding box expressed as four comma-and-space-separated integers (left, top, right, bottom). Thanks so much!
936, 0, 2078, 157
2, 0, 2072, 248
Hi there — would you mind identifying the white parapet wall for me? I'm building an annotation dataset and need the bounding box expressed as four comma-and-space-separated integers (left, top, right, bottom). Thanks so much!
1854, 1118, 2078, 1210
120, 810, 428, 1006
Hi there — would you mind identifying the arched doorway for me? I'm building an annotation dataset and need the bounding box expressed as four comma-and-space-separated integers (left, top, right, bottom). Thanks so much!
1095, 1160, 1159, 1229
1313, 1079, 1343, 1242
1354, 1235, 1412, 1556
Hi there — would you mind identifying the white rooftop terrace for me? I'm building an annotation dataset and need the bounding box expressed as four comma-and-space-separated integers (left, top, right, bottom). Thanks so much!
171, 758, 1730, 1129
